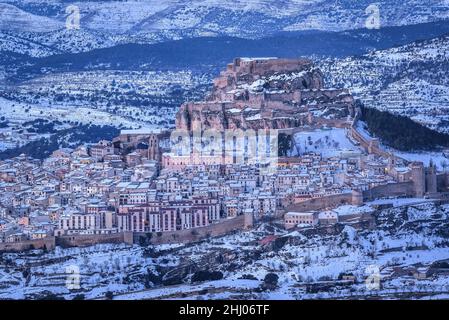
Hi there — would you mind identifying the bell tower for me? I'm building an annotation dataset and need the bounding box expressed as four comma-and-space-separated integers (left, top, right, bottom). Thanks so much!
148, 134, 159, 161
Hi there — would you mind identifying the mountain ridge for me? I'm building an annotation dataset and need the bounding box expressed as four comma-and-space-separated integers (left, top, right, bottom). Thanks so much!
0, 0, 448, 53
4, 19, 449, 83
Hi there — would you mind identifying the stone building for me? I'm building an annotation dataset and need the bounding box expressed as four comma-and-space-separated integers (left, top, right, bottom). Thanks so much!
284, 211, 319, 229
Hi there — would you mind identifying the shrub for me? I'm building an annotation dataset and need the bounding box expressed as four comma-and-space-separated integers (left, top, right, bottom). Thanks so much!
191, 270, 223, 283
263, 273, 279, 287
105, 291, 114, 300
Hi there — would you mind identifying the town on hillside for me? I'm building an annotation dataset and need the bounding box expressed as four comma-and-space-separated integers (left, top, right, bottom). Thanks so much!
1, 58, 448, 251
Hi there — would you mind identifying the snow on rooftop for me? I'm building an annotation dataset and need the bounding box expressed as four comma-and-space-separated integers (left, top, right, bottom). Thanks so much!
318, 211, 338, 219
246, 113, 262, 121
286, 211, 315, 216
239, 57, 278, 61
120, 128, 161, 135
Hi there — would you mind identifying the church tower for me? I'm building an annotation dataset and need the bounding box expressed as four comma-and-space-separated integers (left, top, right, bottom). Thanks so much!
425, 160, 437, 194
148, 134, 160, 161
410, 162, 425, 197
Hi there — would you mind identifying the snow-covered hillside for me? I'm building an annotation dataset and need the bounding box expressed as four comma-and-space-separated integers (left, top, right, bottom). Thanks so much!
0, 0, 448, 57
0, 70, 210, 129
0, 3, 63, 32
320, 35, 449, 133
2, 201, 449, 300
3, 0, 445, 34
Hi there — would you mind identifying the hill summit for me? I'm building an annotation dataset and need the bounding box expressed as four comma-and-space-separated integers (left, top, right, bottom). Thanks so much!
176, 57, 356, 131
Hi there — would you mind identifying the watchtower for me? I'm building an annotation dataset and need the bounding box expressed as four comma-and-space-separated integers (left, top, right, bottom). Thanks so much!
148, 134, 160, 161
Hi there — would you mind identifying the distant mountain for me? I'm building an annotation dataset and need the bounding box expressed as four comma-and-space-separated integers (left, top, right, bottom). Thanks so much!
320, 34, 449, 133
0, 3, 62, 32
0, 0, 448, 56
2, 0, 448, 34
4, 20, 449, 83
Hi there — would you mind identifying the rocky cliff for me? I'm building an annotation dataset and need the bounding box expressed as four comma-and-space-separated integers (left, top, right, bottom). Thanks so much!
176, 57, 355, 131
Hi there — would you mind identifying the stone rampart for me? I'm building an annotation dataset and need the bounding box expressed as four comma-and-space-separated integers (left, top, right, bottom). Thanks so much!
0, 237, 55, 252
134, 214, 251, 245
362, 182, 414, 201
56, 232, 133, 248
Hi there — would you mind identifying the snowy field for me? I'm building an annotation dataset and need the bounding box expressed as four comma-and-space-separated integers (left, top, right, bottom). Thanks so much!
289, 127, 360, 157
1, 69, 210, 128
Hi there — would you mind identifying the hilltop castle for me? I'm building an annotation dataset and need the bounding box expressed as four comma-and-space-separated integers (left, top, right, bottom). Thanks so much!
176, 57, 356, 131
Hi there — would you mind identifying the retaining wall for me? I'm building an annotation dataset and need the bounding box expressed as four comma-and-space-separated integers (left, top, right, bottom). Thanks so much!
362, 182, 414, 201
56, 232, 134, 248
134, 214, 251, 245
286, 193, 353, 212
0, 237, 55, 252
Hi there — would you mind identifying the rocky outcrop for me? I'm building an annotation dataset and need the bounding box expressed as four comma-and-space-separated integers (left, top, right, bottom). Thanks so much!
176, 57, 356, 131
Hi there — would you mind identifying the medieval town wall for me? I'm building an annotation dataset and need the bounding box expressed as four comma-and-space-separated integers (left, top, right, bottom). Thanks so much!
286, 193, 353, 212
0, 237, 55, 252
56, 232, 134, 248
0, 215, 252, 251
350, 126, 393, 159
362, 182, 415, 201
437, 173, 449, 191
277, 119, 350, 136
285, 182, 415, 214
134, 214, 252, 245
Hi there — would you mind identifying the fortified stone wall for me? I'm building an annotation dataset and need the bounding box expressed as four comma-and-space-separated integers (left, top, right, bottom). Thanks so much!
350, 126, 393, 159
362, 182, 415, 201
285, 182, 415, 214
277, 119, 350, 136
0, 216, 252, 252
56, 232, 134, 248
134, 214, 252, 245
232, 58, 313, 77
0, 237, 55, 252
286, 193, 353, 212
437, 173, 449, 191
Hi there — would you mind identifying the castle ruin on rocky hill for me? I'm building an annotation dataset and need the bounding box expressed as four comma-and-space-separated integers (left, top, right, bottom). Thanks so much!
176, 57, 356, 131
